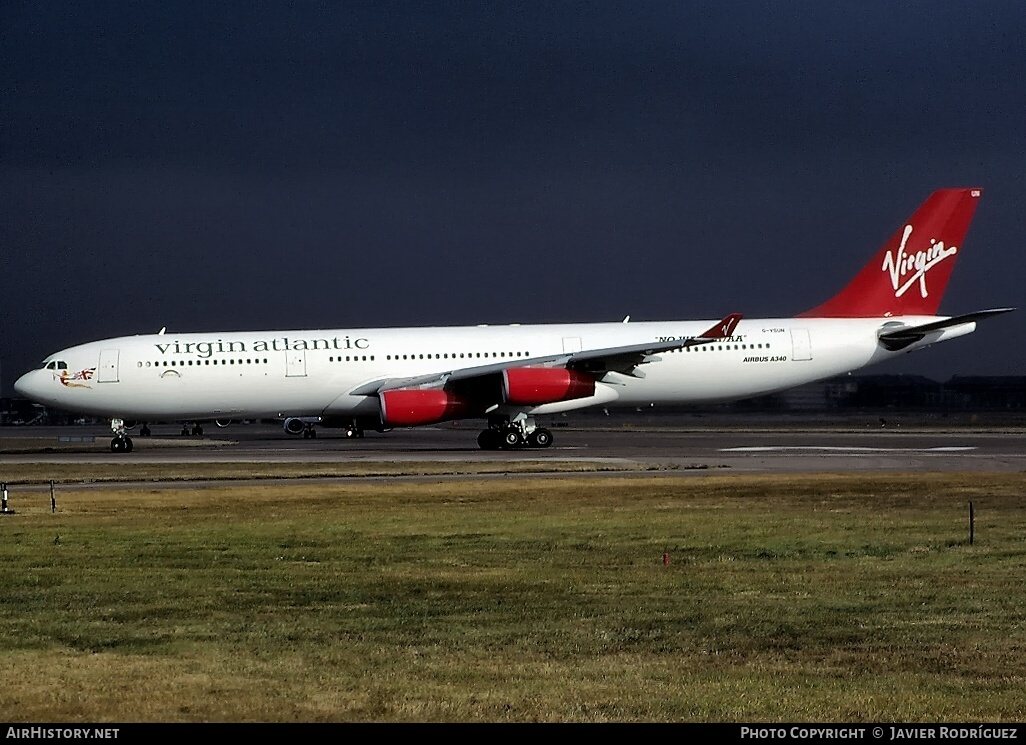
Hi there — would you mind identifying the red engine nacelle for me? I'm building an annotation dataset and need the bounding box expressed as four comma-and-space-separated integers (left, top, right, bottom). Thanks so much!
379, 389, 473, 427
502, 368, 595, 406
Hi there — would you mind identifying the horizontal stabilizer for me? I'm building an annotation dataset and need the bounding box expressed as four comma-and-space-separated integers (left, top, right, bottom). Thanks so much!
877, 307, 1015, 350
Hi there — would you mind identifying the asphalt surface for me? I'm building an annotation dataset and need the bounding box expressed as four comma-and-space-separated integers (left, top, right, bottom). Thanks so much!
1, 420, 1023, 473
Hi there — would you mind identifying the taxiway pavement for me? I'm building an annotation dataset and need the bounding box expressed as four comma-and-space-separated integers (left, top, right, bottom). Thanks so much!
1, 422, 1023, 473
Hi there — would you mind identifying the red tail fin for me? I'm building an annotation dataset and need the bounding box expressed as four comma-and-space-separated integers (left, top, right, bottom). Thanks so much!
798, 189, 982, 318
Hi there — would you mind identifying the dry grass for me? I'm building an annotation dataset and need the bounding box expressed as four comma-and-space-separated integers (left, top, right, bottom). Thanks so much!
0, 460, 655, 485
0, 472, 1024, 721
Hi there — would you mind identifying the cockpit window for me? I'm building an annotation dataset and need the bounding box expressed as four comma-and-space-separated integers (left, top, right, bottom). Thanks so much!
45, 361, 56, 370
57, 361, 67, 370
44, 360, 68, 370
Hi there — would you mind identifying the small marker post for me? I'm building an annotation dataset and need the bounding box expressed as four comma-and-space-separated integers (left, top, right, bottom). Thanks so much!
968, 502, 976, 550
662, 552, 670, 566
1, 482, 10, 514
51, 480, 57, 513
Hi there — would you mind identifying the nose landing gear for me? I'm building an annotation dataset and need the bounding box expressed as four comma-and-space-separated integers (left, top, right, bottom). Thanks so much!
110, 418, 134, 453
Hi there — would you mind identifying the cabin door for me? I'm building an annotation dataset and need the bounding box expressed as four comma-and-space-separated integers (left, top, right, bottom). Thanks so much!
790, 329, 812, 361
98, 349, 120, 383
285, 350, 307, 377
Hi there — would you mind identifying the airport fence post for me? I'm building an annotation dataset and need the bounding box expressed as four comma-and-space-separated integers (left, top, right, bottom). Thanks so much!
51, 480, 56, 513
969, 501, 974, 546
1, 482, 8, 514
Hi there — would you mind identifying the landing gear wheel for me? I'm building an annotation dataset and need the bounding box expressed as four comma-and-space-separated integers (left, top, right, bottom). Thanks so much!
111, 437, 133, 453
181, 426, 190, 436
477, 429, 502, 450
529, 428, 553, 448
139, 425, 151, 437
303, 427, 317, 439
502, 429, 524, 448
191, 424, 204, 436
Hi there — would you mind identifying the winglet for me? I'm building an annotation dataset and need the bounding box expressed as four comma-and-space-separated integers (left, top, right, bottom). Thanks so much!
699, 313, 743, 339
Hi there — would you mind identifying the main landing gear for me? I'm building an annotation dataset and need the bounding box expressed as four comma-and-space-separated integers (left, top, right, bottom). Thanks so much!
302, 420, 365, 439
283, 417, 367, 440
477, 415, 553, 450
110, 418, 133, 453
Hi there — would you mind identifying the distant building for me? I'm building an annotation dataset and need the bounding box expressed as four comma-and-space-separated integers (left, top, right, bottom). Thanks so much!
0, 397, 44, 425
944, 376, 1026, 411
730, 374, 1026, 412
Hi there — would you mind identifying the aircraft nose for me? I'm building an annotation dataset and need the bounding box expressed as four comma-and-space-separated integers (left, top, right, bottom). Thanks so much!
14, 370, 45, 401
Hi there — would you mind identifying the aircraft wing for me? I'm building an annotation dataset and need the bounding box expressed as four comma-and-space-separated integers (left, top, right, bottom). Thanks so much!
347, 313, 743, 395
566, 312, 743, 378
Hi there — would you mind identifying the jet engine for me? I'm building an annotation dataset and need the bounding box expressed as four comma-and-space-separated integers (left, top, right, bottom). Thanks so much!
282, 417, 308, 435
502, 368, 595, 406
379, 389, 473, 427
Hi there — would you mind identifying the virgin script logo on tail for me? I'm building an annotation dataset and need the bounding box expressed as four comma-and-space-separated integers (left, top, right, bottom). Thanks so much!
881, 224, 958, 299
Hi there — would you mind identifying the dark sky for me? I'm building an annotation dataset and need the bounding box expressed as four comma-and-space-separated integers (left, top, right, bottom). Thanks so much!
2, 1, 1024, 395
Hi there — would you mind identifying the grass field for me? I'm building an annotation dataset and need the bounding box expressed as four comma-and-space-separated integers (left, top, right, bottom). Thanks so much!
0, 470, 1024, 722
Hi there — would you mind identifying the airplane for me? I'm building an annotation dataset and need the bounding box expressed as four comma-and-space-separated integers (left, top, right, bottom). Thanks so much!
13, 188, 1014, 453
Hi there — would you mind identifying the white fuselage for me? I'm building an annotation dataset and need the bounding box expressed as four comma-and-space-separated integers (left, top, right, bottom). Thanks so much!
13, 316, 972, 422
